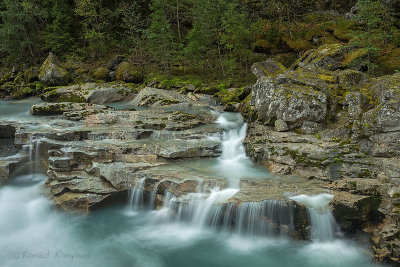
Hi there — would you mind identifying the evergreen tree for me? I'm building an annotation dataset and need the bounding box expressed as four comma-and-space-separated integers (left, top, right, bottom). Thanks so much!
350, 0, 392, 73
45, 0, 75, 56
0, 0, 46, 63
147, 0, 175, 72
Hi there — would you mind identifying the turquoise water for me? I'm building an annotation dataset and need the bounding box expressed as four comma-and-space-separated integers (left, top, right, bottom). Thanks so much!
0, 173, 379, 267
0, 97, 42, 122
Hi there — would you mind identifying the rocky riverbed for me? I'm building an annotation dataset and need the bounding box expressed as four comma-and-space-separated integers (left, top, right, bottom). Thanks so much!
0, 44, 399, 265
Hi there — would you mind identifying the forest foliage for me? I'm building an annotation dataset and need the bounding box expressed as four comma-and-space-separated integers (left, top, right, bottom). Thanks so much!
0, 0, 399, 77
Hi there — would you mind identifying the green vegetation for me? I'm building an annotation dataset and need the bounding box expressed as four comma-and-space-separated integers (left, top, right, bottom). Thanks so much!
0, 0, 400, 78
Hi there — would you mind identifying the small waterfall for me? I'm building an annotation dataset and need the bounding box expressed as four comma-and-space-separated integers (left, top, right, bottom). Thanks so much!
127, 178, 146, 211
213, 112, 254, 188
290, 193, 339, 241
22, 137, 43, 174
157, 188, 296, 237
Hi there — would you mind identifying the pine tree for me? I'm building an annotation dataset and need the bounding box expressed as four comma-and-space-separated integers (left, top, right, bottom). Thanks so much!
147, 0, 175, 72
45, 0, 74, 56
0, 0, 46, 63
350, 0, 392, 73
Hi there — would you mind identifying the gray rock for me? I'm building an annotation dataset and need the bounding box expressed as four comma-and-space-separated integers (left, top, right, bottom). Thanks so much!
259, 84, 327, 128
30, 102, 111, 117
301, 121, 322, 134
131, 87, 217, 108
362, 101, 400, 134
275, 119, 289, 132
345, 92, 368, 119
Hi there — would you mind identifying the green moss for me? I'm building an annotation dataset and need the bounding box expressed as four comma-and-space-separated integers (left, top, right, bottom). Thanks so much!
10, 86, 33, 99
57, 93, 85, 103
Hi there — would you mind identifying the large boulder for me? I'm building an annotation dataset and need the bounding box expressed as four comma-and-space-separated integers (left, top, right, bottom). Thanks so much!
361, 101, 400, 134
89, 67, 109, 81
254, 83, 327, 128
39, 52, 70, 86
115, 62, 144, 83
291, 44, 346, 71
41, 83, 137, 104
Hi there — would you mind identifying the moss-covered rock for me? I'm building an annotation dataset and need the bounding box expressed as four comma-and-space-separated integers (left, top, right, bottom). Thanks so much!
39, 52, 70, 86
23, 67, 39, 83
251, 59, 287, 79
336, 69, 367, 88
89, 67, 109, 81
10, 86, 33, 99
291, 43, 346, 71
115, 62, 144, 83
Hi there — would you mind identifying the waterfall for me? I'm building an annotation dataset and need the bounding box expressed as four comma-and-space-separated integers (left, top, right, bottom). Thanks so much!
290, 193, 339, 241
156, 188, 296, 237
22, 137, 43, 174
213, 112, 254, 188
127, 178, 146, 214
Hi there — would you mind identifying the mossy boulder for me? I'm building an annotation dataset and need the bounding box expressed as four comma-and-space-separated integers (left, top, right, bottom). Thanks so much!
10, 86, 33, 99
251, 59, 287, 79
41, 85, 85, 103
115, 62, 144, 83
0, 70, 14, 85
336, 69, 367, 88
39, 52, 70, 86
89, 67, 109, 81
276, 66, 336, 92
291, 44, 346, 71
23, 67, 39, 83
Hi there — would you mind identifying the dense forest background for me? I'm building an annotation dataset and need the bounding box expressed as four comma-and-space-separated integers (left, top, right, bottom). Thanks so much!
1, 0, 400, 84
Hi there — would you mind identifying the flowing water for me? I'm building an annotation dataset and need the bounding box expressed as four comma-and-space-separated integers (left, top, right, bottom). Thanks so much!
0, 99, 380, 267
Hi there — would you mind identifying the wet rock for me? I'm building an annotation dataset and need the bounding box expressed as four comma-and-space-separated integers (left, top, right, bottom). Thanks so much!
39, 52, 70, 86
51, 191, 111, 214
30, 102, 111, 117
0, 124, 16, 139
331, 191, 382, 233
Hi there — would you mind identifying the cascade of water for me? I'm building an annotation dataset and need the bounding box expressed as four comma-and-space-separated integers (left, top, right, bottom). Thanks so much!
290, 194, 339, 241
213, 112, 254, 188
128, 178, 146, 210
157, 188, 296, 237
